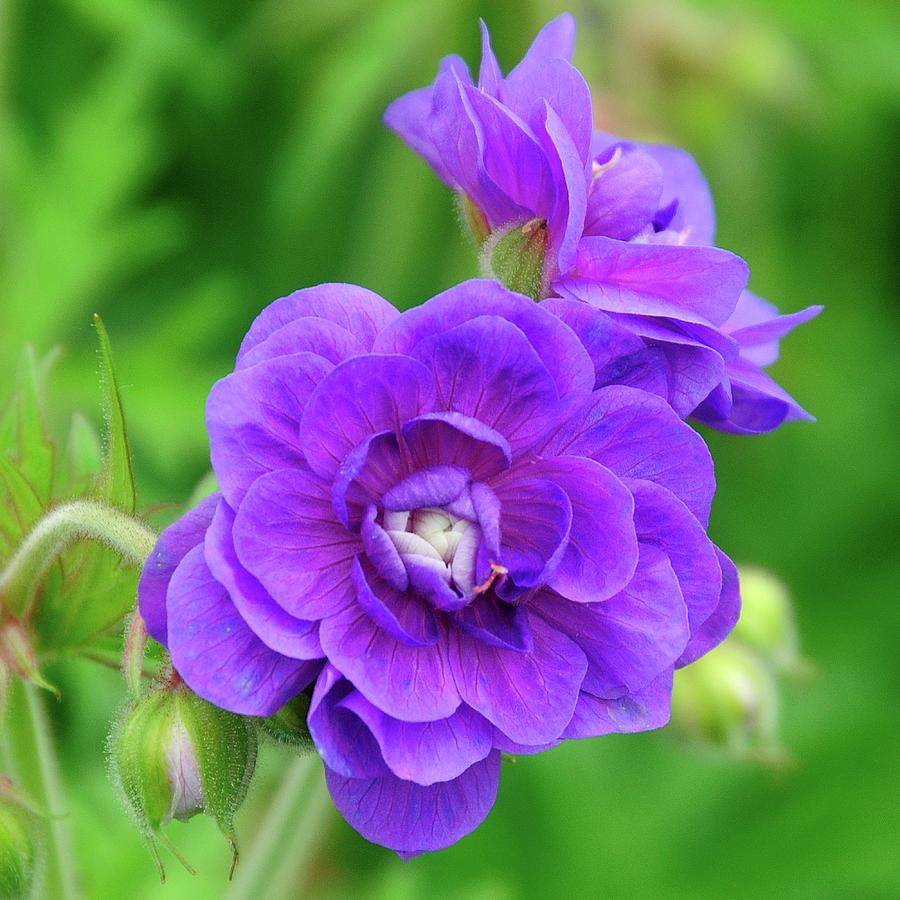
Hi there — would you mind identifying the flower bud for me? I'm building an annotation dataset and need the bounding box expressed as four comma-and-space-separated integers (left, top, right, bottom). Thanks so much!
671, 641, 782, 762
480, 217, 549, 301
732, 565, 799, 673
110, 682, 257, 879
0, 782, 38, 900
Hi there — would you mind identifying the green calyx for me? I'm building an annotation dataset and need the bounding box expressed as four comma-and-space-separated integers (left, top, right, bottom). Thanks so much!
110, 683, 257, 881
258, 692, 314, 752
480, 217, 549, 301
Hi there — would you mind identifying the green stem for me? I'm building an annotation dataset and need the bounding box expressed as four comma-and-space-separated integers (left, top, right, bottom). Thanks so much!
225, 752, 331, 900
17, 680, 81, 899
0, 500, 156, 616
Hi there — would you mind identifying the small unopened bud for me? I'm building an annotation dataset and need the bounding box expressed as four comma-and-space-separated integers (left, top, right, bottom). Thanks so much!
732, 566, 800, 673
110, 682, 257, 880
480, 217, 549, 301
671, 641, 783, 763
0, 781, 38, 900
258, 693, 313, 751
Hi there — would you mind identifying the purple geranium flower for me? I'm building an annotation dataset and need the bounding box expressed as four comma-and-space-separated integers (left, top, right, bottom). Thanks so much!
385, 14, 820, 434
139, 279, 737, 855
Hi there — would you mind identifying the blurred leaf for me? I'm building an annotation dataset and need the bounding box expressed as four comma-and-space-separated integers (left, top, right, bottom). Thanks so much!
93, 314, 136, 514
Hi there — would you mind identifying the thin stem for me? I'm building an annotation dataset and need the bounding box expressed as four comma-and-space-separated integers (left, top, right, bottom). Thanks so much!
21, 681, 81, 899
0, 500, 156, 616
225, 752, 331, 900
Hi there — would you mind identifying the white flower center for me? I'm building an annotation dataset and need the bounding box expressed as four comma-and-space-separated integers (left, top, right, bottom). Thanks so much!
385, 507, 480, 594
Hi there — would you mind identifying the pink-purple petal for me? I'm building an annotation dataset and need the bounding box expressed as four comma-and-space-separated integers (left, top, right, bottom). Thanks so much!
319, 603, 460, 723
206, 352, 332, 507
324, 750, 500, 855
237, 283, 399, 362
204, 500, 322, 659
448, 613, 586, 745
299, 355, 436, 479
138, 493, 219, 646
234, 468, 358, 619
166, 545, 319, 716
340, 692, 493, 786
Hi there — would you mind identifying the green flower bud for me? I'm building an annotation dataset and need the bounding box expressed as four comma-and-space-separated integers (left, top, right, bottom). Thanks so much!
110, 683, 257, 880
671, 641, 783, 763
257, 693, 314, 751
480, 217, 549, 301
732, 565, 800, 672
0, 782, 38, 900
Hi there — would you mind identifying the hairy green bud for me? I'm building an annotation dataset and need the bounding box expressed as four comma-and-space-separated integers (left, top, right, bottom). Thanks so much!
109, 682, 257, 880
480, 217, 549, 301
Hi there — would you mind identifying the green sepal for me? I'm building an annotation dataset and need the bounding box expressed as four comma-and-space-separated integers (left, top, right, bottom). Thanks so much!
257, 693, 314, 752
480, 217, 549, 301
0, 794, 38, 900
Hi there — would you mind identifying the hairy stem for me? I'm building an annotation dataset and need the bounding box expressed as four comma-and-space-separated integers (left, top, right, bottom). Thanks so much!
225, 752, 331, 900
0, 500, 156, 616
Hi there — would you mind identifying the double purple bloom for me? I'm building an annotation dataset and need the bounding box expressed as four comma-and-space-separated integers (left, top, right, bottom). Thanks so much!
139, 279, 738, 855
385, 13, 820, 433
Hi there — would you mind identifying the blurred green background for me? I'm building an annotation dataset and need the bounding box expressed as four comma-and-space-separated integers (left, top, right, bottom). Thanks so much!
1, 0, 898, 897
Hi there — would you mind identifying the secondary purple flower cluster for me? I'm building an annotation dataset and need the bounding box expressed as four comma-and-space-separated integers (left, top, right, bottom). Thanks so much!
139, 13, 817, 858
386, 13, 820, 434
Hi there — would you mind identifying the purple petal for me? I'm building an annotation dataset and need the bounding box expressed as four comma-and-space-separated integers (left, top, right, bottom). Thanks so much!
677, 547, 741, 666
448, 613, 586, 744
375, 279, 594, 403
493, 477, 572, 589
508, 13, 576, 80
563, 669, 673, 739
534, 544, 688, 697
410, 316, 560, 453
308, 666, 389, 779
585, 142, 663, 240
531, 98, 589, 276
360, 505, 407, 591
459, 82, 557, 223
729, 301, 823, 368
299, 355, 435, 479
332, 430, 404, 530
627, 478, 721, 635
556, 237, 748, 327
502, 456, 638, 603
352, 556, 437, 648
541, 385, 715, 526
541, 296, 646, 388
237, 316, 365, 369
693, 358, 813, 434
384, 54, 471, 187
642, 142, 716, 245
382, 465, 469, 511
428, 68, 530, 226
477, 20, 503, 95
234, 468, 358, 620
341, 693, 493, 785
455, 595, 533, 652
207, 352, 332, 507
138, 494, 219, 646
325, 751, 501, 854
167, 546, 318, 715
204, 500, 322, 658
401, 412, 511, 480
237, 283, 398, 363
319, 604, 460, 722
504, 58, 593, 168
